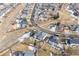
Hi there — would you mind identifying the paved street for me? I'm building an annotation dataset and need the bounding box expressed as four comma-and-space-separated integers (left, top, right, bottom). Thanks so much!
0, 3, 79, 56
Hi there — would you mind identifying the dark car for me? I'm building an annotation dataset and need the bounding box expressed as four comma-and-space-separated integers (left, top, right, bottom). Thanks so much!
12, 51, 25, 56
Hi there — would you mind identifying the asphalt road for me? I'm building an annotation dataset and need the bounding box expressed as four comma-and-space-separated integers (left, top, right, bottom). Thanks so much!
0, 3, 79, 55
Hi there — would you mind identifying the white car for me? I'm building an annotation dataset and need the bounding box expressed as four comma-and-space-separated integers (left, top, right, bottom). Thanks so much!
28, 44, 37, 52
18, 32, 31, 42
